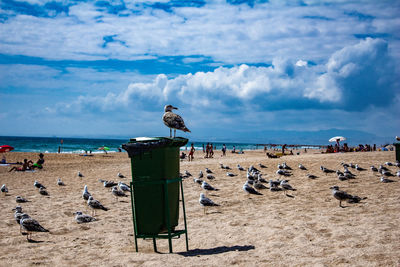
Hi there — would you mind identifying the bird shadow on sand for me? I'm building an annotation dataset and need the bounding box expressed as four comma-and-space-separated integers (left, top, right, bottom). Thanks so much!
205, 211, 222, 215
178, 245, 255, 257
27, 239, 45, 243
285, 194, 295, 198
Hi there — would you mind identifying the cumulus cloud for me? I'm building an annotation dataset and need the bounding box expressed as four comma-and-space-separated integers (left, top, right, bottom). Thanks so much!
53, 38, 398, 119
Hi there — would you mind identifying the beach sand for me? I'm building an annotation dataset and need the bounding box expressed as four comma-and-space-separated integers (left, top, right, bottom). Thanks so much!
0, 149, 399, 266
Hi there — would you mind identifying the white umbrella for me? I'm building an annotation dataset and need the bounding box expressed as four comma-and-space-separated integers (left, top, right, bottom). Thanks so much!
329, 136, 346, 142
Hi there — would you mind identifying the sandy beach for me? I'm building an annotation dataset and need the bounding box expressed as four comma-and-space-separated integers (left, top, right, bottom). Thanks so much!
0, 149, 399, 266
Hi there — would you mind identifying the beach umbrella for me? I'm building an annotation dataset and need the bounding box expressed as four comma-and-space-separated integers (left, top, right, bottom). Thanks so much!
98, 146, 110, 153
329, 136, 346, 142
0, 145, 14, 153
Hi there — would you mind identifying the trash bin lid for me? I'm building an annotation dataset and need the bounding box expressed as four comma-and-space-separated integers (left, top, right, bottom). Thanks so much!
122, 137, 188, 157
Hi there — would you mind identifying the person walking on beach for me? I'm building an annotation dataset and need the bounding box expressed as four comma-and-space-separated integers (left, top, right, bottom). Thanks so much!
282, 144, 287, 155
221, 144, 226, 156
209, 143, 214, 158
205, 143, 210, 158
189, 143, 195, 161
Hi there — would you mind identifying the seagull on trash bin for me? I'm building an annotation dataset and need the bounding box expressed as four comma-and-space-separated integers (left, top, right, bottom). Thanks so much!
162, 105, 191, 138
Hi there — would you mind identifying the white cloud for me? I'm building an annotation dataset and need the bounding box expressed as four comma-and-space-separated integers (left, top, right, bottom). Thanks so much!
50, 38, 398, 118
1, 1, 399, 65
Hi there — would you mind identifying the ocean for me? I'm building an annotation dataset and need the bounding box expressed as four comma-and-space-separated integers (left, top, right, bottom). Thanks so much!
0, 136, 261, 154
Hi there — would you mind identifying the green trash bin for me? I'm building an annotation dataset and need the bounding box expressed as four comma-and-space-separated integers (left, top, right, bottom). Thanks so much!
394, 143, 400, 161
122, 137, 188, 235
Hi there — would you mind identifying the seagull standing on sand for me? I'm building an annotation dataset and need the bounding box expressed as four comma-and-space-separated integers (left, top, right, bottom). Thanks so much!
117, 172, 125, 178
57, 178, 65, 186
39, 187, 49, 196
380, 177, 394, 183
330, 186, 353, 208
78, 171, 84, 178
243, 181, 262, 195
254, 180, 267, 190
111, 186, 128, 201
198, 170, 203, 178
34, 181, 45, 189
1, 184, 8, 195
20, 213, 49, 241
201, 181, 218, 191
194, 178, 203, 184
87, 196, 108, 216
280, 180, 296, 196
16, 196, 28, 203
74, 211, 96, 224
82, 185, 91, 200
206, 174, 215, 180
162, 105, 191, 138
118, 182, 131, 192
12, 206, 25, 233
199, 193, 219, 214
298, 164, 307, 170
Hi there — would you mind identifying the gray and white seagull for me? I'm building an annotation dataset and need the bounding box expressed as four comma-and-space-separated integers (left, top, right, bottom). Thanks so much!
87, 196, 108, 216
74, 211, 96, 224
162, 105, 191, 138
20, 213, 49, 241
199, 193, 219, 214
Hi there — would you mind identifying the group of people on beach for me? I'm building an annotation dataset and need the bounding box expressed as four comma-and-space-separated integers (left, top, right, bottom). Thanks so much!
182, 143, 239, 162
8, 153, 45, 172
326, 143, 377, 153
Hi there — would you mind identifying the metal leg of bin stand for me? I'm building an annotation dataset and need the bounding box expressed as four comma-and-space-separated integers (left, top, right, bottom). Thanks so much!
180, 179, 189, 251
130, 182, 139, 252
164, 181, 173, 253
153, 238, 157, 252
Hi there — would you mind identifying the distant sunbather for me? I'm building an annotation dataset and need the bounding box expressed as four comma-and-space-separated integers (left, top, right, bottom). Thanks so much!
9, 159, 32, 172
31, 153, 45, 169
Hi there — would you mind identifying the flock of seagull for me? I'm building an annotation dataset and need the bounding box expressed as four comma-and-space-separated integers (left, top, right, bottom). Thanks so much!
2, 171, 129, 242
2, 157, 399, 241
187, 159, 400, 213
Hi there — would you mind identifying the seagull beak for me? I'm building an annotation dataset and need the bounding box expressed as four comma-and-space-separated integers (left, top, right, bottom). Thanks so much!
173, 106, 178, 110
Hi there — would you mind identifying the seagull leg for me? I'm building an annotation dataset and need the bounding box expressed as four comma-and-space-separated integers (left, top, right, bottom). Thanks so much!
174, 129, 176, 138
169, 128, 172, 138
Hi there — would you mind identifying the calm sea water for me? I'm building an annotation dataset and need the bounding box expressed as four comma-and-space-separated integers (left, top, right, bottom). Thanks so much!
0, 136, 260, 154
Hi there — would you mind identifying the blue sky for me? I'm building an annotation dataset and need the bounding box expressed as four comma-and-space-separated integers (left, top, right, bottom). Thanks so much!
0, 0, 399, 143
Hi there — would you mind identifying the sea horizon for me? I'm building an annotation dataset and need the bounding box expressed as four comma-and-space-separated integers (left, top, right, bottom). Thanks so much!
0, 134, 393, 154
